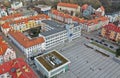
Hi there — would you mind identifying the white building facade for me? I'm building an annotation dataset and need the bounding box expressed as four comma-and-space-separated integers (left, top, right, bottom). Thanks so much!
57, 2, 81, 16
44, 30, 67, 50
34, 50, 71, 78
82, 17, 109, 32
40, 20, 82, 50
8, 30, 46, 58
0, 38, 16, 64
0, 9, 8, 18
105, 11, 120, 22
11, 2, 23, 9
3, 48, 16, 63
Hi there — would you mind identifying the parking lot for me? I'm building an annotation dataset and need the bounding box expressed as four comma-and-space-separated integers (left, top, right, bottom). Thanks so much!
55, 37, 120, 78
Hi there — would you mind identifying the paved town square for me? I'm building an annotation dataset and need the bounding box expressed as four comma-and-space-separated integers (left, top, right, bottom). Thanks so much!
55, 37, 120, 78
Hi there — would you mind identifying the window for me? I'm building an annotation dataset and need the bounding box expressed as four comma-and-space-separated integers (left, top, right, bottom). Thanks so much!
60, 8, 61, 10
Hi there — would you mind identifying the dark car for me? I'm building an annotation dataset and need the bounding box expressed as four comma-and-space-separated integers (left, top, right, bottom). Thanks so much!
101, 39, 105, 42
85, 37, 89, 39
95, 40, 99, 43
91, 38, 94, 40
98, 32, 101, 34
109, 46, 114, 49
99, 41, 102, 44
104, 44, 108, 46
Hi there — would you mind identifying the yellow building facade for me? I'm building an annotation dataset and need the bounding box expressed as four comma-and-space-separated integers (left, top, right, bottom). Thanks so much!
101, 24, 120, 42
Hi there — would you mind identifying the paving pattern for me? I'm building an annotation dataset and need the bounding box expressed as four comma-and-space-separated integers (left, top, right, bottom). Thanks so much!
57, 38, 120, 78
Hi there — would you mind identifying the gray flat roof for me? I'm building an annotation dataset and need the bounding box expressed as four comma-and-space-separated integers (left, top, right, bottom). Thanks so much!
40, 20, 66, 36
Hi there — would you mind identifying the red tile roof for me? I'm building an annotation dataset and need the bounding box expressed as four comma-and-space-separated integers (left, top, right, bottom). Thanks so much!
1, 13, 22, 20
57, 2, 79, 8
64, 14, 71, 18
72, 16, 80, 22
0, 36, 2, 40
1, 22, 11, 29
11, 14, 49, 25
103, 23, 120, 33
0, 58, 38, 78
79, 18, 87, 23
9, 30, 45, 48
0, 36, 8, 55
51, 10, 108, 25
1, 14, 49, 28
86, 16, 108, 26
52, 10, 71, 18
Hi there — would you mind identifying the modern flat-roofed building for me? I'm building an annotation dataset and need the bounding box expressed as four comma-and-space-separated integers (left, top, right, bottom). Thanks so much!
40, 20, 81, 50
7, 19, 81, 57
11, 1, 23, 10
40, 20, 67, 49
34, 50, 70, 78
34, 5, 51, 14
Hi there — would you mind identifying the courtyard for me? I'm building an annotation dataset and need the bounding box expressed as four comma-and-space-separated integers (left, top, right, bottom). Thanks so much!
23, 26, 41, 39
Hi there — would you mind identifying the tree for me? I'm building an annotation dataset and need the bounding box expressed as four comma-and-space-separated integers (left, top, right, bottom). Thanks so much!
116, 47, 120, 57
3, 0, 11, 8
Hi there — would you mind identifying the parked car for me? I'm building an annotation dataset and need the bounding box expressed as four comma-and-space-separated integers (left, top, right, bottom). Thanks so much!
104, 44, 108, 46
91, 38, 94, 41
99, 41, 103, 44
109, 46, 114, 49
101, 39, 105, 42
95, 40, 99, 43
98, 32, 101, 34
85, 37, 89, 39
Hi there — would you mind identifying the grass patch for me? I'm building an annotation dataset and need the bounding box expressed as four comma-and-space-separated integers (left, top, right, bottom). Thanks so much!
95, 50, 109, 57
91, 42, 115, 54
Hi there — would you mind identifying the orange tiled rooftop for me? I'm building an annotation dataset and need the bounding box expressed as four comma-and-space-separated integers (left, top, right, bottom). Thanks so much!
1, 13, 22, 20
0, 36, 8, 55
9, 30, 45, 48
0, 58, 38, 78
1, 14, 49, 28
58, 2, 79, 8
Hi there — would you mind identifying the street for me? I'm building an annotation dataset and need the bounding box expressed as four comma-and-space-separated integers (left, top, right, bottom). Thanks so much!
82, 29, 119, 51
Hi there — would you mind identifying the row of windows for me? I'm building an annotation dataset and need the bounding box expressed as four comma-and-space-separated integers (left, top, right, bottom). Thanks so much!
46, 31, 66, 40
46, 39, 64, 47
46, 33, 66, 40
46, 37, 66, 44
46, 41, 63, 49
26, 44, 41, 51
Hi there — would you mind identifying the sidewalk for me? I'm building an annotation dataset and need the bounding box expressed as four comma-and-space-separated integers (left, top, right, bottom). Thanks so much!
97, 35, 120, 46
85, 43, 115, 58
